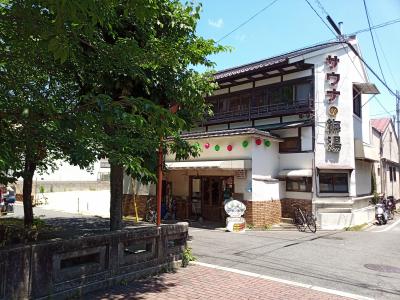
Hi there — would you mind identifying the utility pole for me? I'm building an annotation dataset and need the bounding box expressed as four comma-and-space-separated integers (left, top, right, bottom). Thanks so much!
397, 90, 400, 164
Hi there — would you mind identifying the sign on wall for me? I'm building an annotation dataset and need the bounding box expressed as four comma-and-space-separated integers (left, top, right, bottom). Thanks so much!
325, 55, 341, 152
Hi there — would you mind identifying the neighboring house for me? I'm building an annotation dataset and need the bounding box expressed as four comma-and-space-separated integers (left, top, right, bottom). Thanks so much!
123, 36, 381, 229
371, 118, 399, 199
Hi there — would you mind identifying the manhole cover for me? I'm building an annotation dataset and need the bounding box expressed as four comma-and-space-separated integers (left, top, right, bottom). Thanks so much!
364, 264, 400, 273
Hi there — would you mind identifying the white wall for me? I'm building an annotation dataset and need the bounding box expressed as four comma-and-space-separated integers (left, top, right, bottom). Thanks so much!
251, 139, 280, 201
301, 126, 313, 151
382, 123, 399, 163
309, 44, 368, 197
166, 136, 253, 162
37, 190, 110, 217
33, 160, 106, 182
279, 152, 313, 170
355, 160, 372, 196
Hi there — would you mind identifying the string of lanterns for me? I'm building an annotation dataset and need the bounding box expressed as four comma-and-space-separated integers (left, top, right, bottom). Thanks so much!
203, 138, 271, 151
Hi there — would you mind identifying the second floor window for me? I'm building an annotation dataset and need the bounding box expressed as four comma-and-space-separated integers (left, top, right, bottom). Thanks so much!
279, 137, 300, 153
207, 80, 313, 116
353, 86, 362, 118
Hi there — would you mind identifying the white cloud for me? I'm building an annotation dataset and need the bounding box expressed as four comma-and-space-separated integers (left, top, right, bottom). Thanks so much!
208, 18, 224, 28
234, 34, 247, 42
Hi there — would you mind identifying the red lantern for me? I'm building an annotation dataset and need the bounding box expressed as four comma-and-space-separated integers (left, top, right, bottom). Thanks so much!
227, 145, 233, 151
205, 143, 210, 149
255, 138, 262, 145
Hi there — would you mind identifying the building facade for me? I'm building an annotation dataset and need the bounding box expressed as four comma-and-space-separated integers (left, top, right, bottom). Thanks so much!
371, 118, 399, 199
125, 37, 382, 229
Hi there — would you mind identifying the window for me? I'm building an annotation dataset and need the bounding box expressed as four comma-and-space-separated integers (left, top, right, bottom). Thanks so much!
279, 137, 300, 153
389, 167, 396, 182
286, 177, 312, 192
269, 87, 281, 105
218, 97, 229, 113
282, 86, 294, 105
295, 83, 312, 102
353, 86, 361, 118
230, 95, 241, 112
319, 173, 349, 193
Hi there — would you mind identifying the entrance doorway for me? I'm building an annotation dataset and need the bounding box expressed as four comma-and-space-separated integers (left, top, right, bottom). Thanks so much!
189, 176, 234, 221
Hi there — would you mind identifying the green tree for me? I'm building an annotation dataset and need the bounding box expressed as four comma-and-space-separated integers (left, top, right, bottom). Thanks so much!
1, 0, 225, 230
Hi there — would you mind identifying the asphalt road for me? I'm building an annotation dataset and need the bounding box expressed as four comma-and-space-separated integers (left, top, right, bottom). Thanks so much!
5, 203, 87, 219
189, 218, 400, 300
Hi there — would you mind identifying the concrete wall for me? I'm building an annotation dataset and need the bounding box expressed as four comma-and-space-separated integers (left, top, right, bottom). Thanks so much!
355, 160, 372, 196
166, 136, 253, 162
251, 139, 280, 201
33, 160, 109, 182
36, 191, 110, 217
0, 224, 188, 300
279, 152, 313, 170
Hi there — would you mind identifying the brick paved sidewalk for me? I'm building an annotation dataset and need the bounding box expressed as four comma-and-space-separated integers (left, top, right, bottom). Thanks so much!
89, 264, 352, 300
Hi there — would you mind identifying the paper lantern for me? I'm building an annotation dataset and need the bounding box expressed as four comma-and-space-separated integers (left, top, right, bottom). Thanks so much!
214, 145, 220, 151
204, 143, 210, 149
255, 138, 262, 145
242, 140, 249, 148
227, 145, 233, 151
264, 140, 271, 147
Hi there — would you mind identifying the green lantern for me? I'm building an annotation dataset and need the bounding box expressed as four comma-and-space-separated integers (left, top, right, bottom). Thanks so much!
242, 140, 249, 148
214, 145, 220, 151
264, 140, 271, 147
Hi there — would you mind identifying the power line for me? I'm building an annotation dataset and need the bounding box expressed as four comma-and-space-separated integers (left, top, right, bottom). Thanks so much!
370, 110, 395, 117
304, 0, 394, 117
352, 18, 400, 35
374, 26, 400, 89
362, 0, 387, 84
304, 0, 396, 98
304, 0, 337, 36
217, 0, 280, 43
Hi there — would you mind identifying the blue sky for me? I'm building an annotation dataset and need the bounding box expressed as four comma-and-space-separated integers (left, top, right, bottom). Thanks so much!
195, 0, 400, 119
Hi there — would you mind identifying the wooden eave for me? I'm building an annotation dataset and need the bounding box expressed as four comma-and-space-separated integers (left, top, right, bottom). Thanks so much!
215, 61, 313, 89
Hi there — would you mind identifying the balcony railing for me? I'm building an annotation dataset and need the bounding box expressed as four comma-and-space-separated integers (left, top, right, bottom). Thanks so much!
206, 99, 314, 125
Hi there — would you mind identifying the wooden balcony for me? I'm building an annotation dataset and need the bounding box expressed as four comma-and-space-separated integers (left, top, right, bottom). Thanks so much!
205, 99, 314, 125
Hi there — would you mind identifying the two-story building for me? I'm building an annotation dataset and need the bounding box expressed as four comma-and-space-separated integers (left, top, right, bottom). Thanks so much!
124, 36, 381, 229
371, 118, 399, 200
165, 36, 382, 229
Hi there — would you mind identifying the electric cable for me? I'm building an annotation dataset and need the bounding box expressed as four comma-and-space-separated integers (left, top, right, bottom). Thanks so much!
304, 0, 396, 116
217, 0, 280, 43
362, 0, 387, 84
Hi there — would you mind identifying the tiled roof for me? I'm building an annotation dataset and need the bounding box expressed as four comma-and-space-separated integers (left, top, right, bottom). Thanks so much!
176, 127, 282, 141
214, 41, 347, 81
371, 118, 391, 133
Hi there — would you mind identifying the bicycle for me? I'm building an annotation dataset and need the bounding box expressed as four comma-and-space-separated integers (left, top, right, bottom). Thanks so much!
144, 197, 157, 223
292, 204, 317, 233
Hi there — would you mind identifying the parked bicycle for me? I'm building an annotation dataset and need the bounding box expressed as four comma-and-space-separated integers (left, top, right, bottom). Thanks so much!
144, 197, 157, 223
292, 204, 317, 233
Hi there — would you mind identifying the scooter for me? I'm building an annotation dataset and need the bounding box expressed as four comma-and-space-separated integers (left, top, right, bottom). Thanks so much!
0, 189, 15, 215
375, 202, 388, 225
385, 196, 396, 220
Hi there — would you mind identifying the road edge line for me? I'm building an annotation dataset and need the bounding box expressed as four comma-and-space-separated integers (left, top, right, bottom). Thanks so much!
192, 261, 373, 300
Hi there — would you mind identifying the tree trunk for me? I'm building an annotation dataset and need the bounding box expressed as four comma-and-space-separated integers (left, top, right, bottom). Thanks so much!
23, 160, 36, 227
110, 163, 124, 231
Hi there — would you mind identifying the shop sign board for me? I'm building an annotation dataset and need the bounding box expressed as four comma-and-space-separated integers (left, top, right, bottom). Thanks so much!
325, 55, 341, 152
224, 199, 246, 232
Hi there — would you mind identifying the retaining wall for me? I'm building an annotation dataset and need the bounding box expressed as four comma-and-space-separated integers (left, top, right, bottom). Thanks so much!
0, 223, 188, 300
